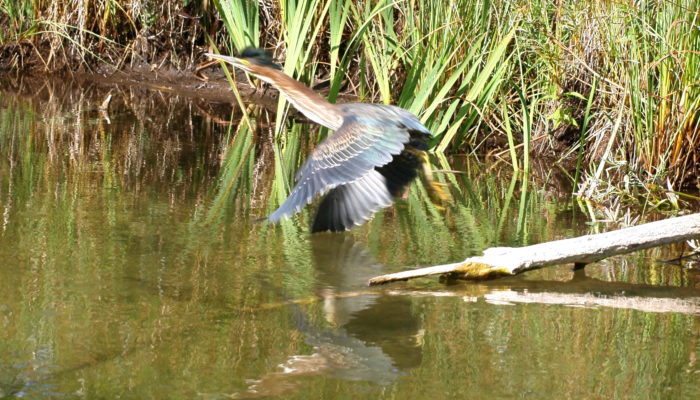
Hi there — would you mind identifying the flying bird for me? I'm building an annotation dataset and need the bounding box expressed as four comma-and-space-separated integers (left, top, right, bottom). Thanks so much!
206, 48, 448, 232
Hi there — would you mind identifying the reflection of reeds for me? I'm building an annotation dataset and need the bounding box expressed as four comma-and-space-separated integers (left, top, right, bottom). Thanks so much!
0, 76, 234, 197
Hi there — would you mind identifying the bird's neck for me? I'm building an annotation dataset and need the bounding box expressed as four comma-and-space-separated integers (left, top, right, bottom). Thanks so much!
267, 71, 344, 130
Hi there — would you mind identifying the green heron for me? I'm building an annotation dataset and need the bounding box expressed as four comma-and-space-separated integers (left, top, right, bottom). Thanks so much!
207, 48, 448, 232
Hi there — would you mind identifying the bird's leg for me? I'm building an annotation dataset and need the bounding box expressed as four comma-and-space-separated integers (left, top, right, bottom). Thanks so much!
407, 149, 451, 209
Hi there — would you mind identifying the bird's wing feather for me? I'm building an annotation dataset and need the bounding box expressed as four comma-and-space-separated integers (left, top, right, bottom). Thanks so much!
311, 169, 393, 232
267, 112, 412, 222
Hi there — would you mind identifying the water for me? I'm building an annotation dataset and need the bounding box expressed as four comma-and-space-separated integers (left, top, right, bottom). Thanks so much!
0, 78, 698, 399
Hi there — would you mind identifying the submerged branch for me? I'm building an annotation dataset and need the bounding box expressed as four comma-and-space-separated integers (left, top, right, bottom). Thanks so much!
369, 213, 700, 285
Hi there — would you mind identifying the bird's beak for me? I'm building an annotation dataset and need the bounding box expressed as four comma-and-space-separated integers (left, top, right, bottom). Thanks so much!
204, 53, 252, 72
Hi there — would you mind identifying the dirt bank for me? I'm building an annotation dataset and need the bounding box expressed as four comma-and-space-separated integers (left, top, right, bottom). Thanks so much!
74, 63, 280, 109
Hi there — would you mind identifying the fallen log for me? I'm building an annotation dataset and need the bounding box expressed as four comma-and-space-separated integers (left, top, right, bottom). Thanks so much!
368, 213, 700, 286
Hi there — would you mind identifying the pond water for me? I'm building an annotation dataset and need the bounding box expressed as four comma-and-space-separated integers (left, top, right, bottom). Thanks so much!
0, 77, 698, 399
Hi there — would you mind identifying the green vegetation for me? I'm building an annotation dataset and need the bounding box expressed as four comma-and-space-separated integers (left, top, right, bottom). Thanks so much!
1, 0, 698, 207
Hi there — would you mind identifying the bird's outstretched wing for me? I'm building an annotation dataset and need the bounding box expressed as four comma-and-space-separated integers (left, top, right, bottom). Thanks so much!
267, 108, 421, 223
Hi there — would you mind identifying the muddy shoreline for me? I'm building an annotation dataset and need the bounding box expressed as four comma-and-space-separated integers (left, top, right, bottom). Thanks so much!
78, 64, 279, 107
27, 62, 357, 115
3, 62, 284, 111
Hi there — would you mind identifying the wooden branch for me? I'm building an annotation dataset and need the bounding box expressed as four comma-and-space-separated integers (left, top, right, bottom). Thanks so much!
368, 213, 700, 286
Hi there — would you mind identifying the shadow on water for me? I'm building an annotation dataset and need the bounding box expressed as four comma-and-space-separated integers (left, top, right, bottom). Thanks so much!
0, 76, 699, 399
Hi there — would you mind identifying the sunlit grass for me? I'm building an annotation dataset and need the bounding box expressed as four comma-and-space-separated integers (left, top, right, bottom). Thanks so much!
214, 0, 259, 51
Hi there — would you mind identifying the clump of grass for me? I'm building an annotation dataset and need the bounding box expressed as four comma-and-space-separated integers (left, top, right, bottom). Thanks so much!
557, 0, 700, 199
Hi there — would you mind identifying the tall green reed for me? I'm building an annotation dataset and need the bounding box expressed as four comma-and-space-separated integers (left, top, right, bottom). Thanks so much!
214, 0, 259, 51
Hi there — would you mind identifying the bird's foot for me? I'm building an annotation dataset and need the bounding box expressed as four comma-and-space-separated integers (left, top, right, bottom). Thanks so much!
427, 181, 451, 210
411, 149, 452, 210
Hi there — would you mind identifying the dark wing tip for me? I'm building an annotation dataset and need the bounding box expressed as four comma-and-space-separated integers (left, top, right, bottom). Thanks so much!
311, 170, 393, 233
239, 47, 282, 70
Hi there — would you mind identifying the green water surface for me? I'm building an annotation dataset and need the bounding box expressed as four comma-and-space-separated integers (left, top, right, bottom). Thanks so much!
0, 79, 698, 399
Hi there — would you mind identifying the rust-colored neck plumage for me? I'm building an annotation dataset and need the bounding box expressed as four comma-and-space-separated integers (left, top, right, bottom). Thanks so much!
256, 68, 344, 130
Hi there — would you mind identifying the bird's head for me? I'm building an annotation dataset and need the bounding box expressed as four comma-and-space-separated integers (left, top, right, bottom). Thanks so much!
205, 47, 282, 82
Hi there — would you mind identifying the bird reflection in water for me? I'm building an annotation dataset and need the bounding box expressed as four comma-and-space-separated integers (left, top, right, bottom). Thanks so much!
234, 235, 423, 398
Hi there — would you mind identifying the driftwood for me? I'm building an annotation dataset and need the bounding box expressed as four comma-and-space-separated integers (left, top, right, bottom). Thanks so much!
368, 213, 700, 286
